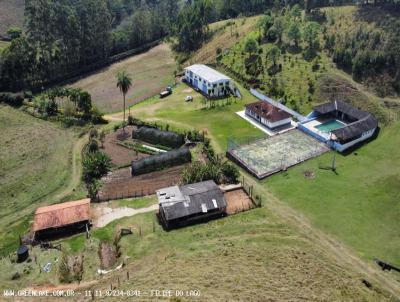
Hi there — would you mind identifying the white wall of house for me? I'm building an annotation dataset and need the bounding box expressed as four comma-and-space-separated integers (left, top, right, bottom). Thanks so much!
335, 128, 376, 152
245, 108, 292, 129
184, 70, 233, 97
261, 117, 292, 129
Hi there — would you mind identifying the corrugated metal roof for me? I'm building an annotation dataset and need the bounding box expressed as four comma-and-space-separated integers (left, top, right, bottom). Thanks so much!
185, 64, 231, 83
33, 199, 91, 232
158, 181, 226, 221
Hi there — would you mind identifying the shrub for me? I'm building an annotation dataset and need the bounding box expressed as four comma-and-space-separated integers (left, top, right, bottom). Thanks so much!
90, 106, 107, 124
82, 150, 112, 183
221, 163, 240, 184
23, 91, 33, 100
88, 139, 99, 153
44, 99, 58, 116
89, 128, 98, 139
182, 161, 223, 185
58, 252, 72, 283
86, 179, 101, 201
127, 115, 134, 125
0, 92, 24, 107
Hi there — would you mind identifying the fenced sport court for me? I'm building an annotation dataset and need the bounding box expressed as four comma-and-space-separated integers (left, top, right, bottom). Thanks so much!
227, 129, 329, 179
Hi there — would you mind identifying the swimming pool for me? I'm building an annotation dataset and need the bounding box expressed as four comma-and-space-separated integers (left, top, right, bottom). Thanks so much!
315, 120, 346, 132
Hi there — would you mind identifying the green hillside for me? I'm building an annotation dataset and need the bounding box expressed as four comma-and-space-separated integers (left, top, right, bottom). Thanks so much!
0, 105, 79, 255
208, 6, 396, 125
124, 4, 400, 286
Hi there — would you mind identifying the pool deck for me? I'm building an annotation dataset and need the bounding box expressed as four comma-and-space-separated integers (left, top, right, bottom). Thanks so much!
301, 118, 347, 140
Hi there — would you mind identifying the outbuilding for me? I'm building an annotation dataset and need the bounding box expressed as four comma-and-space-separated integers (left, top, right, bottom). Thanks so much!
157, 180, 227, 229
33, 199, 91, 240
184, 64, 235, 98
298, 100, 378, 152
245, 101, 292, 130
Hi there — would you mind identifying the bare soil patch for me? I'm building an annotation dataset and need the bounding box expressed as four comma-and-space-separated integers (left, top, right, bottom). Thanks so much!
92, 204, 159, 228
98, 165, 185, 202
182, 88, 194, 93
102, 126, 149, 166
225, 189, 254, 215
99, 242, 117, 269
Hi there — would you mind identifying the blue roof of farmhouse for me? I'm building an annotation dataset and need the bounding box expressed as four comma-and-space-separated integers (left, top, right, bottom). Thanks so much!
185, 64, 231, 83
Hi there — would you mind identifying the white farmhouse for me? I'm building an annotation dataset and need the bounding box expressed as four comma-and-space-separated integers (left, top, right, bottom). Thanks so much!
184, 64, 235, 98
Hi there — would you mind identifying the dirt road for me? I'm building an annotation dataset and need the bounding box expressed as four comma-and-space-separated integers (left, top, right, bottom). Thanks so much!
93, 204, 159, 228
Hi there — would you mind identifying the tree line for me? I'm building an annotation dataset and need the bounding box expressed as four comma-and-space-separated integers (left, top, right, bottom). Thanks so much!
0, 0, 178, 92
1, 0, 399, 93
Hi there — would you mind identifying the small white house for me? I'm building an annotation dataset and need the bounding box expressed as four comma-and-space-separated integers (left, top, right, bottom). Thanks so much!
184, 64, 235, 98
245, 101, 292, 129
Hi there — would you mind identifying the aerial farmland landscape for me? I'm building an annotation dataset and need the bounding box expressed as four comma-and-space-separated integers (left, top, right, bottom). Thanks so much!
0, 0, 399, 301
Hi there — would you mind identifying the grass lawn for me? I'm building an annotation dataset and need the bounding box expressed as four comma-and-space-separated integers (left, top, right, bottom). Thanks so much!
0, 40, 10, 50
3, 206, 389, 300
86, 210, 392, 300
0, 105, 78, 255
122, 8, 400, 272
129, 75, 400, 266
129, 81, 265, 153
112, 195, 157, 209
69, 43, 176, 113
265, 122, 400, 264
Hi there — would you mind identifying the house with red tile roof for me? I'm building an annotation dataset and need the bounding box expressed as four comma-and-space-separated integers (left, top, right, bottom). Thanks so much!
245, 101, 292, 130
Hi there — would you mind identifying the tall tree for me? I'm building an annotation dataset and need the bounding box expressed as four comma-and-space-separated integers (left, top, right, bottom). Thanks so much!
267, 46, 281, 66
287, 23, 302, 47
116, 71, 132, 126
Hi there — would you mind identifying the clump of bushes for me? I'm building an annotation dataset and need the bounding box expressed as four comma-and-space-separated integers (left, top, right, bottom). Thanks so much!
82, 132, 112, 201
28, 87, 107, 125
0, 92, 24, 107
58, 252, 83, 284
182, 159, 239, 185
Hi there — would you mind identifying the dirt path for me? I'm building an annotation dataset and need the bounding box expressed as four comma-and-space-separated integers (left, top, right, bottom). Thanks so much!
248, 176, 400, 299
50, 134, 86, 201
93, 204, 159, 228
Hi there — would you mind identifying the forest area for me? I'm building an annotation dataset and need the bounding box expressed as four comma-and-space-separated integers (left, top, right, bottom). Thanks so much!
0, 0, 400, 94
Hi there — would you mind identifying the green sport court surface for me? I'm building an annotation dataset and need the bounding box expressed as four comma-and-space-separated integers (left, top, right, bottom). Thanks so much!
227, 130, 330, 179
315, 120, 346, 133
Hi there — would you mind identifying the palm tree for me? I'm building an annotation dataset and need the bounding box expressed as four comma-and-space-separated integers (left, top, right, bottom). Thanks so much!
116, 71, 133, 127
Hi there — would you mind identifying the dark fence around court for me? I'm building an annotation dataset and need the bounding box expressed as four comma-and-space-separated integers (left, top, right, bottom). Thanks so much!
227, 135, 267, 151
